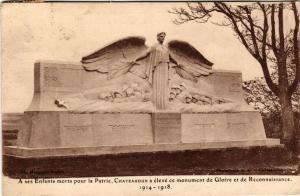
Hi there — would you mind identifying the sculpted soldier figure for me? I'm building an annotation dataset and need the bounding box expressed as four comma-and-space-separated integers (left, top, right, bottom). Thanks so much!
80, 32, 214, 110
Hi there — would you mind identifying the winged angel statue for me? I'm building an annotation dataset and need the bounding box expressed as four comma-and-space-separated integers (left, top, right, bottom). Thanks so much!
81, 32, 213, 110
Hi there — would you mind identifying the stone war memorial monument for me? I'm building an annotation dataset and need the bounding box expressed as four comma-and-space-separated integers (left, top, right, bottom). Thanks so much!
4, 32, 284, 177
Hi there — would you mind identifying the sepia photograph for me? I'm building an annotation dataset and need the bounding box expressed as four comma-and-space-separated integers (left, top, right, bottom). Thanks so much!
1, 1, 300, 195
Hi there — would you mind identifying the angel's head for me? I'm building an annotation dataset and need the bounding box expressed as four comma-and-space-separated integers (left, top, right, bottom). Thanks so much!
157, 32, 166, 44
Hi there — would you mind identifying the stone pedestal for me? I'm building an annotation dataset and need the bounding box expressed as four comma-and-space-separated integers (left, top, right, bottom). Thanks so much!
4, 110, 281, 158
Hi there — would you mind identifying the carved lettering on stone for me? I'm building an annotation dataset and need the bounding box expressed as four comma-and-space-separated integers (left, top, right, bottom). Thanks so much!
108, 124, 135, 131
64, 125, 90, 132
227, 122, 247, 129
194, 123, 215, 129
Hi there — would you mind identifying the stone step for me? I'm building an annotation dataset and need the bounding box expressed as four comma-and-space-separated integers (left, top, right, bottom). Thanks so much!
2, 119, 21, 124
3, 140, 17, 147
2, 121, 21, 128
2, 124, 21, 131
3, 132, 18, 140
2, 129, 18, 146
2, 113, 23, 131
2, 113, 22, 147
2, 129, 18, 134
2, 113, 23, 121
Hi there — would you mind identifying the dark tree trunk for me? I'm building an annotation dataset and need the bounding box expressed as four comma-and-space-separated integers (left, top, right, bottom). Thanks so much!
277, 3, 297, 152
279, 86, 296, 152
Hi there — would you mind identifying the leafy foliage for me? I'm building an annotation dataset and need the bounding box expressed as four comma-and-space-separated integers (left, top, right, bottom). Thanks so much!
243, 67, 300, 138
243, 62, 300, 115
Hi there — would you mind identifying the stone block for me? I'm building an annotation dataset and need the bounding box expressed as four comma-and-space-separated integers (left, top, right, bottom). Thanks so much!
152, 113, 181, 144
19, 112, 153, 148
60, 113, 93, 147
91, 114, 153, 146
209, 70, 244, 102
19, 112, 61, 148
181, 111, 267, 143
8, 111, 281, 158
181, 113, 226, 142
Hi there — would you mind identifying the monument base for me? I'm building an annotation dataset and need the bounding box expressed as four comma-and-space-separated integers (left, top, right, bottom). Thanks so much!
3, 145, 297, 178
4, 110, 282, 158
4, 139, 281, 158
3, 110, 289, 178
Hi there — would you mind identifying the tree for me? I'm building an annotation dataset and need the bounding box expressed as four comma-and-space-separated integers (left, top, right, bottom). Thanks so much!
243, 66, 300, 138
170, 2, 300, 151
243, 64, 300, 115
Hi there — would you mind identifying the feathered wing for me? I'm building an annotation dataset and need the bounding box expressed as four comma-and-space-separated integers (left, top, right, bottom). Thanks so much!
81, 36, 149, 80
173, 67, 198, 83
167, 40, 213, 82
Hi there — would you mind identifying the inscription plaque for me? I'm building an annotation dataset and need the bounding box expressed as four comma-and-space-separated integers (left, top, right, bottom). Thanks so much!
182, 114, 228, 142
61, 125, 93, 147
153, 113, 181, 144
60, 114, 93, 147
92, 114, 153, 146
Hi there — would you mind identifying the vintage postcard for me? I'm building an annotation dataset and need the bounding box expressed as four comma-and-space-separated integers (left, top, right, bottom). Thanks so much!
1, 2, 300, 195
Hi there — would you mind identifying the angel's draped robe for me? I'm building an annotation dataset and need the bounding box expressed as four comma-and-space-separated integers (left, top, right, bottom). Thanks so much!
145, 44, 171, 110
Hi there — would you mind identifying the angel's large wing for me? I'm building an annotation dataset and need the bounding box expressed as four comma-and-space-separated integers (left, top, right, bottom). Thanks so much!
168, 40, 213, 80
81, 36, 148, 79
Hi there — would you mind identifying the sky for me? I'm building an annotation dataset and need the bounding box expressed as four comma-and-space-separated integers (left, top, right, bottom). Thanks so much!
1, 3, 267, 112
